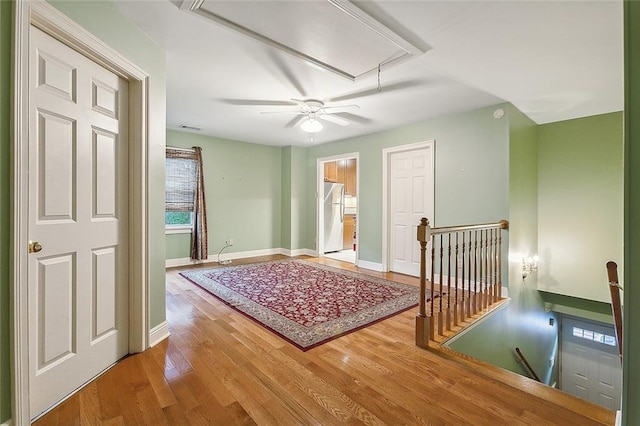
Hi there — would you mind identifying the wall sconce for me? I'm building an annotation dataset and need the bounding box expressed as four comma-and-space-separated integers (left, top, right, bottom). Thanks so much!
522, 255, 539, 280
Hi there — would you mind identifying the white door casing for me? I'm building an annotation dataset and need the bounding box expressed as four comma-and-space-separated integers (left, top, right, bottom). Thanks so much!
13, 1, 151, 424
383, 141, 434, 276
560, 316, 622, 411
28, 26, 129, 418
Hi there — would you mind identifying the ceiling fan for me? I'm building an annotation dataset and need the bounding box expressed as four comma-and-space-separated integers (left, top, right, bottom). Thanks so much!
260, 98, 360, 133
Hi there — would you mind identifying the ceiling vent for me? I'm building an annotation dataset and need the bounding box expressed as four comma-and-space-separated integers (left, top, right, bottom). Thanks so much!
180, 0, 428, 82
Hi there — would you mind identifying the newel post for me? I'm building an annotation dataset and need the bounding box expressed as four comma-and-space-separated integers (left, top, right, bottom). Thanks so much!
416, 217, 431, 348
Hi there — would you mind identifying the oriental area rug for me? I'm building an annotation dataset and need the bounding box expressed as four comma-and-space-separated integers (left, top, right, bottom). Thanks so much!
180, 259, 422, 351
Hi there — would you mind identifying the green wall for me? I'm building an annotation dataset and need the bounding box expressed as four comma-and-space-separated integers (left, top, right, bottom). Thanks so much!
166, 130, 282, 259
304, 104, 510, 265
624, 2, 640, 424
0, 1, 12, 422
537, 112, 623, 303
290, 146, 308, 251
281, 147, 292, 250
448, 106, 559, 385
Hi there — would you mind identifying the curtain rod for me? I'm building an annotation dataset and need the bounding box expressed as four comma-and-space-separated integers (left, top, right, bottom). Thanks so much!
166, 146, 195, 152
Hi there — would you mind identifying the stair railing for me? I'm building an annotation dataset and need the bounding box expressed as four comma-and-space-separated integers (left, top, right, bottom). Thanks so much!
515, 347, 541, 382
606, 261, 623, 360
416, 218, 509, 348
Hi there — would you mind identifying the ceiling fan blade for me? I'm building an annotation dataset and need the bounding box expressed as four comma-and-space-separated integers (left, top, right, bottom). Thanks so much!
322, 104, 360, 114
222, 99, 297, 107
333, 112, 373, 125
327, 80, 427, 102
318, 114, 350, 127
285, 115, 306, 128
260, 110, 304, 115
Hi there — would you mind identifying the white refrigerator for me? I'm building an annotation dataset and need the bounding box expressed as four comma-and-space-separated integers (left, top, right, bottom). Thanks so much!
324, 182, 344, 253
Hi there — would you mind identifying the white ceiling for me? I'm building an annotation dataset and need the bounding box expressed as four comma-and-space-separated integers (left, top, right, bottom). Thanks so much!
116, 0, 623, 147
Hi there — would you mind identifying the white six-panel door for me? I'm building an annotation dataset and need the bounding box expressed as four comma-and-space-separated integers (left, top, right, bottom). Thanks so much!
28, 26, 129, 419
389, 146, 434, 276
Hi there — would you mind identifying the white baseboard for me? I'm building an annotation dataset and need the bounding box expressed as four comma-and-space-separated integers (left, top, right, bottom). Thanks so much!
149, 321, 170, 347
357, 260, 384, 272
166, 247, 319, 268
2, 419, 13, 425
166, 248, 281, 268
281, 248, 317, 257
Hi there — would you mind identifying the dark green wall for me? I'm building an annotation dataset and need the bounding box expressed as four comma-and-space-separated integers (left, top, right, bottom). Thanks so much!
624, 1, 640, 424
0, 1, 12, 422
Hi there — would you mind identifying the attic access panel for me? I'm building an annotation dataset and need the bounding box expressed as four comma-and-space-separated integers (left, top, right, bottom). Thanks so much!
181, 0, 426, 82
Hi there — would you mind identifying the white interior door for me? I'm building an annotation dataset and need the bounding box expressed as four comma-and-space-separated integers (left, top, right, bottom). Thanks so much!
28, 26, 129, 419
560, 316, 622, 410
389, 147, 434, 276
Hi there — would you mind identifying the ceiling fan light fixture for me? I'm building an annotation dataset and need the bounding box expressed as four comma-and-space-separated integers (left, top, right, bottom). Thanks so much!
301, 117, 323, 133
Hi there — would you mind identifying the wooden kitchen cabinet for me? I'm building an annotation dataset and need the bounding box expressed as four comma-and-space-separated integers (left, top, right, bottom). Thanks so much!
343, 215, 355, 250
324, 161, 338, 182
325, 159, 356, 196
344, 158, 356, 196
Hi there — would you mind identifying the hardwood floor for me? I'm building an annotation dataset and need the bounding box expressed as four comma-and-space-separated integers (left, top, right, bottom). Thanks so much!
34, 255, 615, 425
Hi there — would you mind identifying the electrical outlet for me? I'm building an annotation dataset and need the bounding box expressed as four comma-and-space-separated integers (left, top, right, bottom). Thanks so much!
226, 239, 234, 246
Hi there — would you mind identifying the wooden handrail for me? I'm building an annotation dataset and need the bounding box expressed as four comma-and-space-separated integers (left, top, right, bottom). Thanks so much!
606, 261, 623, 359
515, 347, 541, 382
430, 220, 509, 235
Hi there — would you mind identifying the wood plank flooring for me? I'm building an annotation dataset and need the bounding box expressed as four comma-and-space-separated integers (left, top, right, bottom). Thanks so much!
34, 255, 615, 425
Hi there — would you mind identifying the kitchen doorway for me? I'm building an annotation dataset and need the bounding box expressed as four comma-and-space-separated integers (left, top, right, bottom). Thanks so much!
317, 154, 359, 265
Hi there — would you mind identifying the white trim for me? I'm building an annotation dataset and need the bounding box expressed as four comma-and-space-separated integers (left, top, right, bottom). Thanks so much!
441, 298, 511, 346
180, 0, 426, 82
166, 247, 320, 268
12, 1, 150, 422
381, 140, 435, 273
281, 248, 318, 257
357, 260, 384, 272
1, 419, 13, 426
165, 227, 193, 235
316, 152, 359, 262
149, 322, 171, 347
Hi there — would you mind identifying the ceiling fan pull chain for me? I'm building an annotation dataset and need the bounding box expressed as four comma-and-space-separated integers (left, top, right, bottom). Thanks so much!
377, 63, 382, 92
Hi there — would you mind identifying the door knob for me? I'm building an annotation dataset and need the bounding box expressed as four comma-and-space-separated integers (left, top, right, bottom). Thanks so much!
28, 241, 43, 253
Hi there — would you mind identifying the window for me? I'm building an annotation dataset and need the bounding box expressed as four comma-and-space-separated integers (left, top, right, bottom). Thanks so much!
572, 326, 617, 347
165, 146, 208, 260
165, 148, 197, 231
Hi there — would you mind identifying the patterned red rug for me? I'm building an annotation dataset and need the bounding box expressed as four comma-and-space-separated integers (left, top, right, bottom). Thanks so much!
180, 259, 422, 351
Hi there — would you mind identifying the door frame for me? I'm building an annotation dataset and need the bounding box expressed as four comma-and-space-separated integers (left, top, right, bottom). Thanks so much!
316, 153, 359, 263
12, 1, 151, 423
382, 140, 435, 272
